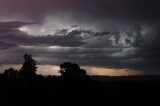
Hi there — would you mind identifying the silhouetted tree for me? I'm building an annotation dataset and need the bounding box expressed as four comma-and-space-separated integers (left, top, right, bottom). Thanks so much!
59, 62, 87, 80
20, 53, 37, 79
3, 68, 19, 80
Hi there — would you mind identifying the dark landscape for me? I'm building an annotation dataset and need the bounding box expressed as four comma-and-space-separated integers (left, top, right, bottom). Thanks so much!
0, 53, 159, 106
1, 0, 160, 105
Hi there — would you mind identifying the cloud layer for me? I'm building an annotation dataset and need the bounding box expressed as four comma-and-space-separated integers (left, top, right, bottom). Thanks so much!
0, 21, 160, 75
0, 0, 160, 74
1, 0, 160, 22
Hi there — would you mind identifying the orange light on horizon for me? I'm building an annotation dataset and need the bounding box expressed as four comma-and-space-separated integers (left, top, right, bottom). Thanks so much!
0, 64, 142, 76
83, 66, 142, 76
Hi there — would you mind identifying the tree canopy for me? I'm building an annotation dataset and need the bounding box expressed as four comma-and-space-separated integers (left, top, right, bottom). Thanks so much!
59, 62, 87, 80
20, 53, 37, 79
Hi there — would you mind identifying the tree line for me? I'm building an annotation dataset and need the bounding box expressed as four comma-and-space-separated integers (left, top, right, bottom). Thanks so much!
2, 53, 89, 82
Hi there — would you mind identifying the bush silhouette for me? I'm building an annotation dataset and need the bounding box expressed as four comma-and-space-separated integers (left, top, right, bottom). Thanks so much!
3, 68, 19, 80
19, 53, 37, 79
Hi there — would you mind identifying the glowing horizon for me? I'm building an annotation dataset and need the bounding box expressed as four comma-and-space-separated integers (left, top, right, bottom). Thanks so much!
0, 64, 142, 76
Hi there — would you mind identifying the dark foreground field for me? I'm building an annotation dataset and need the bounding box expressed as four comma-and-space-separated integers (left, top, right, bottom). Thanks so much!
0, 75, 160, 106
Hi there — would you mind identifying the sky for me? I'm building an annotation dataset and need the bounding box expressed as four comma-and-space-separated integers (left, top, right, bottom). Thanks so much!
0, 0, 160, 76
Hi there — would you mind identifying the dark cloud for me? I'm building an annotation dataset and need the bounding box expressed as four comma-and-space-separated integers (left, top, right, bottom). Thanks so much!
0, 0, 160, 74
0, 22, 85, 47
0, 0, 160, 23
0, 22, 32, 50
1, 21, 160, 73
0, 21, 33, 28
0, 22, 111, 47
0, 41, 17, 50
0, 33, 86, 47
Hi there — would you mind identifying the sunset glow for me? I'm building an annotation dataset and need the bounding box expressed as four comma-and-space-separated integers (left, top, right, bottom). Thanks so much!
0, 64, 141, 76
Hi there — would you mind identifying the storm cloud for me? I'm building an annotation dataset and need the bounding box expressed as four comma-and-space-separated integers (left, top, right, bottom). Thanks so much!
0, 0, 160, 22
0, 0, 160, 74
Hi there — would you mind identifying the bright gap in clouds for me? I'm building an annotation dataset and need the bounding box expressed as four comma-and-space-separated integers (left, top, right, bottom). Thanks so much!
0, 64, 142, 76
18, 13, 99, 36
